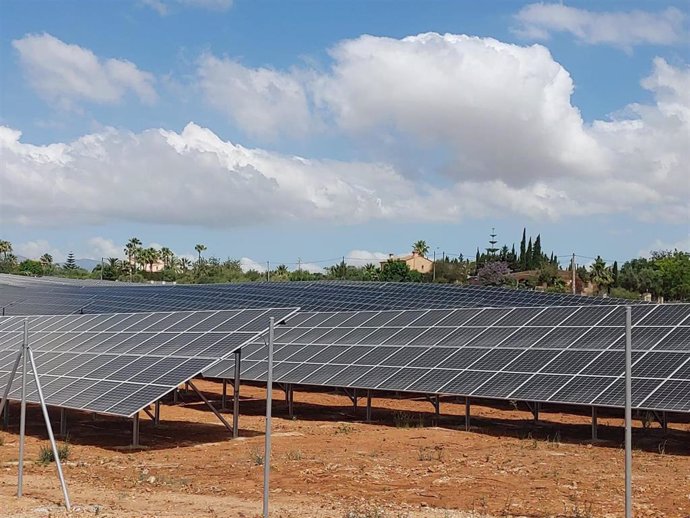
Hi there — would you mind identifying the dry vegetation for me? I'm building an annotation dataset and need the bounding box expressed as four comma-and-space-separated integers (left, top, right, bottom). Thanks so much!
1, 380, 688, 518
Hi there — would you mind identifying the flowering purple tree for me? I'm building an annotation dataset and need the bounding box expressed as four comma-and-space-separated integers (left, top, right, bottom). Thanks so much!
477, 261, 512, 286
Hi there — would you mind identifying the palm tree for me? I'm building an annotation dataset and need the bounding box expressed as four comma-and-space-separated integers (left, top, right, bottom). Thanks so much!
412, 240, 430, 257
178, 257, 192, 272
590, 256, 614, 295
139, 247, 160, 274
0, 240, 12, 260
160, 247, 174, 269
125, 237, 142, 280
276, 264, 289, 276
194, 244, 207, 265
39, 253, 53, 273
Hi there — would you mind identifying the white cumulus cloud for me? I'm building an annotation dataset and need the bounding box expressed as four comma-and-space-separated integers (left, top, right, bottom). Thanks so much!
240, 257, 266, 273
513, 4, 687, 50
197, 54, 316, 139
12, 33, 157, 108
345, 250, 390, 267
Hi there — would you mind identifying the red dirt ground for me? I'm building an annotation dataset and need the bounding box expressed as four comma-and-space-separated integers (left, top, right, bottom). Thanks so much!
1, 380, 689, 517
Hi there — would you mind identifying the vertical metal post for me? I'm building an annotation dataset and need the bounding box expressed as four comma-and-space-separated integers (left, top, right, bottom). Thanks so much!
154, 400, 160, 426
435, 395, 440, 419
17, 320, 28, 497
661, 411, 667, 434
571, 253, 577, 294
366, 390, 372, 422
27, 348, 71, 511
353, 388, 358, 414
263, 318, 275, 518
625, 306, 632, 518
591, 406, 598, 441
2, 402, 8, 428
287, 385, 294, 419
132, 413, 140, 448
221, 379, 227, 411
533, 402, 540, 422
465, 397, 471, 432
233, 349, 241, 439
60, 408, 67, 437
173, 387, 178, 404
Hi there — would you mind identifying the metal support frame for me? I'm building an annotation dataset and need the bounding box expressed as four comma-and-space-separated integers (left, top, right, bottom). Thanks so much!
0, 321, 71, 510
132, 413, 140, 447
154, 400, 161, 426
424, 394, 441, 421
187, 380, 233, 432
172, 387, 179, 404
624, 306, 633, 518
221, 379, 228, 411
143, 407, 155, 421
366, 390, 372, 422
263, 318, 275, 518
287, 384, 294, 419
233, 349, 241, 438
3, 401, 9, 428
465, 397, 471, 432
591, 406, 598, 441
60, 408, 67, 437
526, 401, 540, 422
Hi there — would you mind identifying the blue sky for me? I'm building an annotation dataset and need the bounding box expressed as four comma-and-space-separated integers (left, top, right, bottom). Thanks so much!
1, 0, 688, 270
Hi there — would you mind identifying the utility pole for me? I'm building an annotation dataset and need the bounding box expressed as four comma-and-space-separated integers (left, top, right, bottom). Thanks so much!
297, 258, 302, 281
432, 250, 436, 282
342, 256, 346, 280
571, 253, 576, 295
100, 257, 104, 281
266, 261, 270, 282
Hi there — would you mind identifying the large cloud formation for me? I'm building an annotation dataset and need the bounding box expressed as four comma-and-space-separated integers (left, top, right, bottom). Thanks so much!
3, 32, 688, 228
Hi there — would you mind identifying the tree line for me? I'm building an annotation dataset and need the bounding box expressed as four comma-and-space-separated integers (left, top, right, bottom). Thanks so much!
0, 233, 688, 301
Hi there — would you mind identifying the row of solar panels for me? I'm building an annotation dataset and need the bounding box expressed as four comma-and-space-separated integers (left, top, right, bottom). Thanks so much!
0, 309, 298, 417
1, 303, 688, 416
0, 279, 646, 315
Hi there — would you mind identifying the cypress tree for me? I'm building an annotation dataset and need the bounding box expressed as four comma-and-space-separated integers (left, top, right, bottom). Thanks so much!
519, 228, 526, 268
612, 261, 619, 287
526, 238, 533, 270
533, 234, 542, 267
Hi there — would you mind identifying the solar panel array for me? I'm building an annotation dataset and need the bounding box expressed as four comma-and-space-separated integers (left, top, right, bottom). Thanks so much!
205, 304, 690, 413
0, 308, 299, 417
0, 279, 647, 316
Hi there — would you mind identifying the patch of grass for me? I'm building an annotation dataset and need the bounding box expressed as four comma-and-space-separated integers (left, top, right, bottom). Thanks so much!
393, 411, 424, 428
286, 449, 303, 461
658, 439, 668, 455
249, 447, 264, 466
37, 441, 70, 465
564, 501, 594, 518
335, 423, 354, 435
343, 505, 390, 518
417, 445, 444, 462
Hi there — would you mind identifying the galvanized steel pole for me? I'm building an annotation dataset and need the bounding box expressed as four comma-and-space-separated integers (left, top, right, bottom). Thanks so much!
28, 348, 71, 510
17, 320, 28, 496
263, 318, 275, 518
625, 306, 632, 518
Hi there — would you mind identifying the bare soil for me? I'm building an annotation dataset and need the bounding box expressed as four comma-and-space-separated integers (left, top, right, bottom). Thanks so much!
1, 380, 689, 518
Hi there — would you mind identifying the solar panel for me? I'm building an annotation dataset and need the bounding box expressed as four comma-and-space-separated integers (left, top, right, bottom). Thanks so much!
0, 308, 299, 417
1, 278, 649, 316
204, 304, 690, 413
